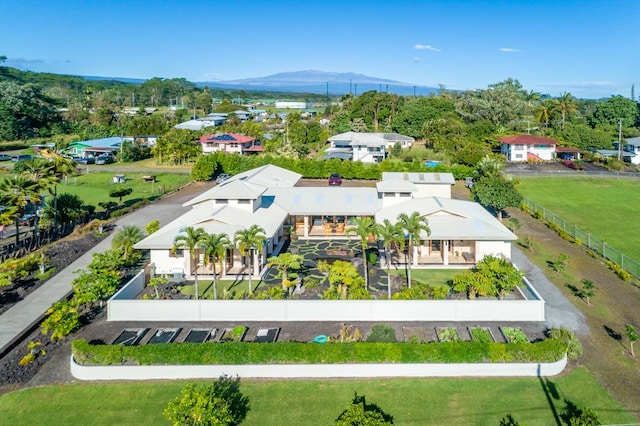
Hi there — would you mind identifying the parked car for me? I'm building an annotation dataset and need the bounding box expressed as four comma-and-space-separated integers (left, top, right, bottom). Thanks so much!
0, 154, 12, 161
95, 155, 115, 165
216, 173, 231, 184
73, 157, 95, 165
328, 173, 342, 186
562, 159, 584, 170
11, 154, 33, 162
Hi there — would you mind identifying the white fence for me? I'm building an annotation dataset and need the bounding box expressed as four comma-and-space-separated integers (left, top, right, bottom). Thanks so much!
70, 354, 567, 380
107, 298, 544, 322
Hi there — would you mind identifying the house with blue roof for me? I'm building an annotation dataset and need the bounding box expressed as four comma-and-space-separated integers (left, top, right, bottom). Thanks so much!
63, 137, 123, 158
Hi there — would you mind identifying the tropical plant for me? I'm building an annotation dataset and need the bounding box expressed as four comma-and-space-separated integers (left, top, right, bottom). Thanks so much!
111, 225, 144, 261
148, 276, 168, 299
552, 253, 569, 275
472, 175, 522, 221
163, 376, 250, 426
145, 220, 160, 235
323, 260, 368, 300
200, 232, 230, 300
109, 186, 133, 205
474, 255, 523, 300
267, 252, 304, 295
547, 327, 583, 360
452, 268, 497, 299
376, 219, 405, 299
233, 224, 266, 294
580, 279, 595, 306
334, 392, 394, 426
173, 226, 206, 300
552, 92, 577, 129
0, 175, 42, 246
346, 216, 377, 290
397, 211, 430, 288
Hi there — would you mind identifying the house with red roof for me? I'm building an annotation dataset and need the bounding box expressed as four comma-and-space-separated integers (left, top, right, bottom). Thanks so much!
198, 133, 262, 155
499, 134, 558, 162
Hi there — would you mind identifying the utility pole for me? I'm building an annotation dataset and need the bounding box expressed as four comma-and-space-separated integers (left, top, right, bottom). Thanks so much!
354, 83, 358, 96
349, 80, 352, 96
413, 86, 416, 97
617, 119, 623, 161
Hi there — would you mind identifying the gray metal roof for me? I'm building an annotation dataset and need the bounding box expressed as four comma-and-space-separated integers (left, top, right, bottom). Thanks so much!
183, 180, 266, 207
375, 197, 517, 241
381, 172, 455, 185
376, 179, 417, 192
266, 187, 380, 215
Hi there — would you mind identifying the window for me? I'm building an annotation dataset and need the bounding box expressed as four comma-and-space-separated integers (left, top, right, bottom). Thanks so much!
238, 200, 250, 204
215, 199, 228, 204
514, 144, 525, 150
399, 192, 411, 197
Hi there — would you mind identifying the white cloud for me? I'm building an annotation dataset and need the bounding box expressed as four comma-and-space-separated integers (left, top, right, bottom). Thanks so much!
412, 56, 421, 63
414, 44, 441, 52
499, 48, 520, 53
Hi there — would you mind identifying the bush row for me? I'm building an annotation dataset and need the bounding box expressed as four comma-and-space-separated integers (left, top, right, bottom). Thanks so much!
72, 338, 566, 366
191, 152, 475, 182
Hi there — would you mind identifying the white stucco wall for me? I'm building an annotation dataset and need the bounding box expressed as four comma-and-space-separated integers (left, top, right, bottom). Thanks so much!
70, 355, 567, 380
107, 299, 545, 322
412, 185, 452, 199
476, 241, 512, 260
150, 250, 185, 275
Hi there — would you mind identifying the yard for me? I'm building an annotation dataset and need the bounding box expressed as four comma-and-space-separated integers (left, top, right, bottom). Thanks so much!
54, 171, 192, 212
517, 177, 640, 260
0, 368, 633, 425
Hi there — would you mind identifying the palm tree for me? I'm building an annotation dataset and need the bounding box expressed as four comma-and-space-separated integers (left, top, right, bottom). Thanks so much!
200, 232, 230, 300
22, 160, 57, 193
552, 92, 577, 130
48, 154, 76, 236
376, 219, 405, 299
346, 216, 377, 290
111, 225, 145, 261
534, 100, 553, 132
173, 226, 206, 300
397, 211, 430, 288
267, 252, 304, 295
233, 224, 266, 294
0, 175, 42, 247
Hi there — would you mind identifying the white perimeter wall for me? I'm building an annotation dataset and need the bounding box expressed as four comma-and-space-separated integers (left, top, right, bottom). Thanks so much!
107, 299, 544, 322
71, 355, 567, 380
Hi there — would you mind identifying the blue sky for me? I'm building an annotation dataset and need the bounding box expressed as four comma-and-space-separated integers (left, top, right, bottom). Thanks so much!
1, 0, 637, 99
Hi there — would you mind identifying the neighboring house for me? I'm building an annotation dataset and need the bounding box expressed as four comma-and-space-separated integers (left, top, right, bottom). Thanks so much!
198, 133, 259, 155
134, 165, 516, 281
326, 131, 415, 163
63, 137, 123, 158
499, 135, 557, 162
555, 146, 582, 160
175, 116, 226, 131
621, 137, 640, 164
123, 135, 159, 146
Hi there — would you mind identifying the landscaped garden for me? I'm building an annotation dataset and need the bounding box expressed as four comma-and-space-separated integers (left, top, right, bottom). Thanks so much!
0, 367, 634, 425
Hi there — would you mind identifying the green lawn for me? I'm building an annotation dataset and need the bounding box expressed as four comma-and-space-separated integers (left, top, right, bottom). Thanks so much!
0, 368, 633, 425
55, 171, 192, 211
389, 268, 460, 287
178, 279, 254, 299
518, 178, 640, 259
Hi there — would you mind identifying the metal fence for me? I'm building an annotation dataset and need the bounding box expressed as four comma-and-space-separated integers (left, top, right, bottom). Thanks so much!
522, 199, 640, 278
508, 170, 640, 179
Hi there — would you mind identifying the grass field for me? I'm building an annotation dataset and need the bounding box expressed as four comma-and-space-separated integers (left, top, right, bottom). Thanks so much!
55, 171, 192, 211
517, 177, 640, 259
0, 368, 633, 425
389, 269, 460, 287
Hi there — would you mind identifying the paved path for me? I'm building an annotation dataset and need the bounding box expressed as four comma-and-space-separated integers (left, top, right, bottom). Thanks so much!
511, 246, 590, 336
0, 182, 213, 356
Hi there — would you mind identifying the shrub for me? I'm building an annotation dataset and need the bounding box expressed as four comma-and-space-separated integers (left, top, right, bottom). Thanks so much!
71, 338, 566, 366
547, 327, 583, 360
366, 324, 397, 343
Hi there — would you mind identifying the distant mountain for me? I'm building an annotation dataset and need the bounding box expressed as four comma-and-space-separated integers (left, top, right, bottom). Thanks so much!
197, 70, 439, 96
82, 75, 146, 84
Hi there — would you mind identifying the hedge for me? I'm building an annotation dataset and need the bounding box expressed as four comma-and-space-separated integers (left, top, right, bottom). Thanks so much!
72, 338, 566, 366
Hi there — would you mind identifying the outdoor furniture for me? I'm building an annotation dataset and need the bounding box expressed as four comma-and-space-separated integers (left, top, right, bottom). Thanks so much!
462, 252, 474, 262
142, 175, 155, 182
335, 223, 345, 234
323, 223, 334, 235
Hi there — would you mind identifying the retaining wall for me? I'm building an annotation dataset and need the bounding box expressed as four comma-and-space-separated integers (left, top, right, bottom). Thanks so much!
70, 354, 567, 380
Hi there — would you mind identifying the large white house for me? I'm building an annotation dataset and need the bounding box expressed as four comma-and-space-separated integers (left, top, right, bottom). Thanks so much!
134, 165, 516, 281
499, 135, 558, 162
326, 132, 415, 163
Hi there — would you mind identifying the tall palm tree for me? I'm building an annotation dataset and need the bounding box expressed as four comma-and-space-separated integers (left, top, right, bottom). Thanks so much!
0, 175, 42, 247
397, 211, 430, 289
200, 232, 230, 300
233, 224, 266, 294
552, 92, 577, 130
48, 154, 76, 235
22, 160, 57, 193
534, 100, 553, 132
376, 219, 405, 299
173, 226, 206, 300
346, 216, 377, 290
111, 225, 145, 261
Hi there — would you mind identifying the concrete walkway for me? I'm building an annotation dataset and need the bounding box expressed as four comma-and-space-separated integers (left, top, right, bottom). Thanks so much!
0, 182, 212, 356
511, 246, 589, 336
